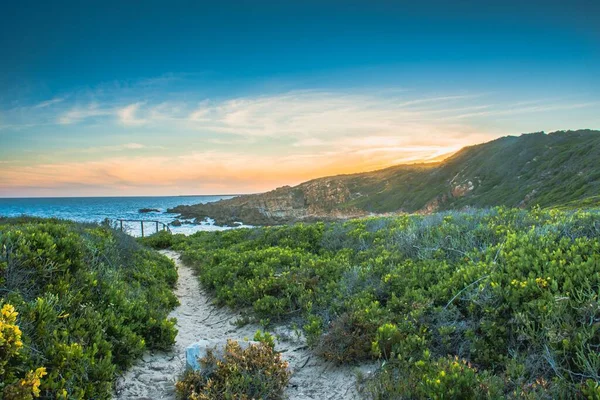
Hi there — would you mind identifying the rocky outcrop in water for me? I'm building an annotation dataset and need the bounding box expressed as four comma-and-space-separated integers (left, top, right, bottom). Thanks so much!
169, 180, 367, 226
139, 208, 161, 213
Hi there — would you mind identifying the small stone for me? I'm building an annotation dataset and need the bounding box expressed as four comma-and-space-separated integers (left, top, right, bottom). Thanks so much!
185, 339, 259, 371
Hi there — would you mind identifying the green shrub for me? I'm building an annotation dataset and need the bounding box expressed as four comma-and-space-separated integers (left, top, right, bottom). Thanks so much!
360, 353, 504, 399
253, 329, 276, 349
315, 312, 375, 364
139, 230, 186, 249
176, 207, 600, 397
175, 339, 291, 400
371, 323, 403, 360
0, 218, 179, 399
0, 303, 48, 399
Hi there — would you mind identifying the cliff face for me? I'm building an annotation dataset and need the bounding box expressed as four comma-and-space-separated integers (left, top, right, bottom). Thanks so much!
170, 130, 600, 226
170, 179, 367, 226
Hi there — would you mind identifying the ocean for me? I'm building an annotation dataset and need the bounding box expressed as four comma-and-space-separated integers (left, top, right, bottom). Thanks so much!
0, 195, 236, 236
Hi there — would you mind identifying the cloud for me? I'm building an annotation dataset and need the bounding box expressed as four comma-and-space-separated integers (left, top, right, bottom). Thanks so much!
37, 143, 162, 159
184, 91, 485, 140
444, 102, 600, 120
293, 138, 327, 147
118, 102, 146, 125
77, 143, 148, 153
122, 142, 145, 149
33, 97, 65, 109
6, 87, 597, 144
58, 103, 112, 125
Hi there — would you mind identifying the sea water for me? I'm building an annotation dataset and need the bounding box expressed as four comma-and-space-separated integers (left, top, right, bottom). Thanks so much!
0, 195, 237, 236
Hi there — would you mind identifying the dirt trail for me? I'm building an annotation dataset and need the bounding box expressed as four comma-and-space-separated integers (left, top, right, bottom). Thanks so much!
114, 250, 369, 399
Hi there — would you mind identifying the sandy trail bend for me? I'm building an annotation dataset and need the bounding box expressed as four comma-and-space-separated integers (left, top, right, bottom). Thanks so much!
114, 250, 368, 400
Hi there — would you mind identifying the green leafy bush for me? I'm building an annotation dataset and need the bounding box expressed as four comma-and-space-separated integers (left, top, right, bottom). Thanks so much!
0, 218, 178, 399
174, 208, 600, 397
253, 329, 276, 349
139, 230, 186, 249
359, 352, 504, 399
0, 303, 48, 399
175, 339, 291, 400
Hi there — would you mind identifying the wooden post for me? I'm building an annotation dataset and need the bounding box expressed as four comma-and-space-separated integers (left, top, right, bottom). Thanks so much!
141, 221, 144, 237
120, 220, 123, 231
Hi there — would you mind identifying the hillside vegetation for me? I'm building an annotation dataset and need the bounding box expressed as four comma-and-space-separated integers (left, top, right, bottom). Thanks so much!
0, 218, 178, 399
150, 207, 600, 398
170, 130, 600, 225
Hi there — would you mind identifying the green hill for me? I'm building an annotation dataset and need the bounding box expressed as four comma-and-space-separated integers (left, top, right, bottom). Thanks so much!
170, 129, 600, 225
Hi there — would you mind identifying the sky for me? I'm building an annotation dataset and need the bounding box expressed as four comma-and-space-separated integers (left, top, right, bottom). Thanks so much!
0, 0, 599, 197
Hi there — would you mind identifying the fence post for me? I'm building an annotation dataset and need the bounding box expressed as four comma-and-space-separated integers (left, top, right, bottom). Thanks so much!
120, 220, 123, 231
141, 221, 144, 237
155, 221, 159, 234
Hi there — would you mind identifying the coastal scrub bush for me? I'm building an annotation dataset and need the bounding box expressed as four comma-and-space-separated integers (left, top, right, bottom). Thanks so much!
175, 339, 291, 400
0, 302, 48, 399
139, 230, 186, 249
175, 208, 600, 397
0, 218, 178, 399
253, 329, 276, 349
359, 352, 504, 399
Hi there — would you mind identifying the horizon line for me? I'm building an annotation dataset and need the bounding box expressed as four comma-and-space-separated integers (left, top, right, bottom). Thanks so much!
0, 194, 252, 200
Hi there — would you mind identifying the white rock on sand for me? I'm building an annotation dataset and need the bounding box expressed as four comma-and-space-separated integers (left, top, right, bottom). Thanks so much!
114, 250, 370, 400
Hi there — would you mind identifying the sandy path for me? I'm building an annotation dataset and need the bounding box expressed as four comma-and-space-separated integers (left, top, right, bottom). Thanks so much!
114, 250, 369, 400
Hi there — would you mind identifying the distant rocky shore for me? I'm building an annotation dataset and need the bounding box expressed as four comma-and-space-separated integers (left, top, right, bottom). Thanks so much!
168, 130, 600, 226
168, 180, 369, 226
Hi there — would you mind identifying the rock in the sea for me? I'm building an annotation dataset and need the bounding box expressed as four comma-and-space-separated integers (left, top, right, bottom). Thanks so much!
170, 219, 182, 226
185, 339, 259, 371
139, 208, 161, 213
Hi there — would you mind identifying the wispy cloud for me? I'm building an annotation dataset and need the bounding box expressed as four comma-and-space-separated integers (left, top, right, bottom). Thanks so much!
118, 102, 146, 125
4, 87, 597, 140
183, 91, 483, 140
58, 103, 113, 125
33, 97, 65, 109
77, 142, 149, 153
293, 138, 328, 147
444, 102, 600, 120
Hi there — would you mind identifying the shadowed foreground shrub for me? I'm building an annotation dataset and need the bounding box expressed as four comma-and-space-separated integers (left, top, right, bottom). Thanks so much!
0, 218, 178, 399
175, 339, 291, 400
314, 312, 374, 364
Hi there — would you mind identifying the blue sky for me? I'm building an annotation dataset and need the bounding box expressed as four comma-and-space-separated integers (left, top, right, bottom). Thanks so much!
0, 0, 599, 196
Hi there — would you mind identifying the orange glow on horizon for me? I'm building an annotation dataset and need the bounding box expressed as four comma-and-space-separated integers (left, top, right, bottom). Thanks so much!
0, 144, 464, 197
